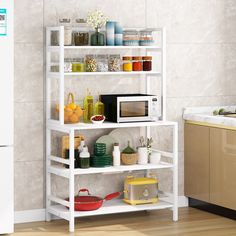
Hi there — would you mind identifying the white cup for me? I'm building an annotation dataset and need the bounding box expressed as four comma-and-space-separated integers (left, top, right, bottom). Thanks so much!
138, 147, 148, 164
150, 152, 161, 164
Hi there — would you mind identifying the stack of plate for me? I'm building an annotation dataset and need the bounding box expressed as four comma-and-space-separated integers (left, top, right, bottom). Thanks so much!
91, 143, 112, 167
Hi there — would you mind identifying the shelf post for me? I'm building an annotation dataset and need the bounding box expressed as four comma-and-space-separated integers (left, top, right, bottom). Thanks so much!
161, 28, 166, 121
173, 122, 178, 221
46, 128, 51, 221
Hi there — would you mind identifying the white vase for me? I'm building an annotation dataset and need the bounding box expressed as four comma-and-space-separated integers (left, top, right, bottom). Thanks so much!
138, 147, 148, 164
150, 152, 161, 164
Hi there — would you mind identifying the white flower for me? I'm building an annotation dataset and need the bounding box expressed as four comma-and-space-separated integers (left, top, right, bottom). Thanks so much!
87, 10, 108, 29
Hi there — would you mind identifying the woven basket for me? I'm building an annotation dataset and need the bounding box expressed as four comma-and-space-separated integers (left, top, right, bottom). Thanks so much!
121, 153, 138, 165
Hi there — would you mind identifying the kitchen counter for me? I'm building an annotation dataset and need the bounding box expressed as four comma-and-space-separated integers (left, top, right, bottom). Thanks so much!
183, 106, 236, 129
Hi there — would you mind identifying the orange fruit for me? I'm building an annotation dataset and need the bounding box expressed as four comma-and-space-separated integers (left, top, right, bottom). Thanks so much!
74, 106, 83, 117
70, 113, 79, 123
68, 103, 77, 110
64, 107, 73, 117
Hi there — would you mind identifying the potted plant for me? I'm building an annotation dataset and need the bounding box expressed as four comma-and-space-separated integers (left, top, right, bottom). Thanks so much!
87, 10, 108, 46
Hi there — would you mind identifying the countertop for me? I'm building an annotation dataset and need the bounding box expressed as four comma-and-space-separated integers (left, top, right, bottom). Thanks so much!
183, 106, 236, 129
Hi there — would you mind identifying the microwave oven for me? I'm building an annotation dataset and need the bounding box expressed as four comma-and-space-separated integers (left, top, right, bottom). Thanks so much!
100, 94, 160, 123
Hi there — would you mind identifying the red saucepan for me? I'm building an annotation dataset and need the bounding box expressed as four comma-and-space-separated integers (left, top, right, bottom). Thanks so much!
66, 188, 121, 211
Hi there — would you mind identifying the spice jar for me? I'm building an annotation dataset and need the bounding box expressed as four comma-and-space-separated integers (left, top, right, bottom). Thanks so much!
142, 56, 152, 71
64, 58, 72, 72
85, 55, 97, 72
108, 55, 121, 72
139, 30, 154, 46
74, 32, 89, 46
59, 18, 72, 46
122, 56, 132, 72
72, 57, 85, 72
132, 56, 143, 71
97, 55, 108, 72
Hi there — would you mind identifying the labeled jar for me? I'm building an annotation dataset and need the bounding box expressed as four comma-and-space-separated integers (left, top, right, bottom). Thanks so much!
123, 30, 139, 46
132, 56, 143, 71
74, 32, 89, 46
59, 18, 72, 46
122, 56, 132, 72
72, 57, 85, 72
85, 55, 97, 72
139, 30, 154, 46
97, 55, 108, 72
142, 56, 152, 71
108, 55, 121, 72
64, 58, 72, 72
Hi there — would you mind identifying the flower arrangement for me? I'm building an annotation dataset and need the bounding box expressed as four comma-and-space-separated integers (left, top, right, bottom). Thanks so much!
87, 10, 108, 30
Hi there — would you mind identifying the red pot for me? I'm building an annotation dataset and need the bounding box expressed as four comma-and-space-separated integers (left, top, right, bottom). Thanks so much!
66, 188, 121, 211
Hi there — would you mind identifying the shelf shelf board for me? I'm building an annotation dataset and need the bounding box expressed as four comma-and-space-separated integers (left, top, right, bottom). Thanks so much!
47, 120, 177, 132
47, 45, 162, 51
48, 162, 174, 178
48, 199, 173, 220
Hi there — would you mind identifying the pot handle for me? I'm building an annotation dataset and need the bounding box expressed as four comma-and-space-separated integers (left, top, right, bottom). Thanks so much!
78, 188, 90, 196
104, 192, 121, 201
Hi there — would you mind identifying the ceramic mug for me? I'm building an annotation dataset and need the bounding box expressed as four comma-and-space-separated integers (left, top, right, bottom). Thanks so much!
138, 147, 148, 164
150, 152, 161, 164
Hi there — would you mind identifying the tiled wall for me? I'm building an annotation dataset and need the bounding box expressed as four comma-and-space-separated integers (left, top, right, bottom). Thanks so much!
14, 0, 236, 211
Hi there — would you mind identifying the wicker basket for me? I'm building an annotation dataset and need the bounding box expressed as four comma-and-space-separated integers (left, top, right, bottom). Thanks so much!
121, 153, 138, 165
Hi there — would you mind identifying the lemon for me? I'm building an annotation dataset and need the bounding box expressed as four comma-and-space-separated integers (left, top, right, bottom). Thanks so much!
74, 106, 83, 117
68, 103, 77, 110
64, 107, 73, 117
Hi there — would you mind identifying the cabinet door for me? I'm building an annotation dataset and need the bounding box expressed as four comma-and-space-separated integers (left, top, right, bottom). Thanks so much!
210, 128, 236, 210
184, 123, 210, 202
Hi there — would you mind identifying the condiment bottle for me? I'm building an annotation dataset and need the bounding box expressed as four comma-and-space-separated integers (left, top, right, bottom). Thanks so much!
113, 143, 121, 166
94, 95, 104, 115
78, 138, 85, 153
83, 90, 94, 123
79, 146, 90, 168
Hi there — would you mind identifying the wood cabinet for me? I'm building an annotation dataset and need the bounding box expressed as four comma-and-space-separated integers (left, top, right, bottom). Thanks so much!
185, 123, 236, 211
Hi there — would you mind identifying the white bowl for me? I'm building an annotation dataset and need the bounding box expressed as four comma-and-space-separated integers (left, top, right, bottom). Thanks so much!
90, 115, 105, 124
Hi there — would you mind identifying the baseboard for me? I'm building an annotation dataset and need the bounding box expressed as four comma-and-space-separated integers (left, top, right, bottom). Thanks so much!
14, 196, 188, 224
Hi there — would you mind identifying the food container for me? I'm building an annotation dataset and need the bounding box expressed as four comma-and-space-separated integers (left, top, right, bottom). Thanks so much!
85, 55, 97, 72
72, 57, 85, 72
124, 176, 158, 205
122, 56, 132, 72
123, 30, 139, 46
132, 56, 143, 71
74, 32, 89, 46
97, 55, 108, 72
142, 56, 152, 71
64, 58, 72, 72
139, 30, 154, 46
59, 18, 72, 46
108, 54, 121, 72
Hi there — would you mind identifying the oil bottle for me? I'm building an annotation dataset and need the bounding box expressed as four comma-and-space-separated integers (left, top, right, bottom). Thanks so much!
83, 89, 94, 123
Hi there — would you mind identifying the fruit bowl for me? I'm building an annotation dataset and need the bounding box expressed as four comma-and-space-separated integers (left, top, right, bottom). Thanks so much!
91, 115, 105, 124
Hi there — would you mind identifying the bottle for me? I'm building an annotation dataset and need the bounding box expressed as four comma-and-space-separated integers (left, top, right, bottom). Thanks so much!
83, 89, 94, 123
113, 143, 121, 166
94, 95, 104, 115
79, 146, 90, 168
78, 138, 85, 153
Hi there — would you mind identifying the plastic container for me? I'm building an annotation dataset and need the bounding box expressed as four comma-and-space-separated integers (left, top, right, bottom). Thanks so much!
72, 57, 85, 72
108, 55, 121, 72
123, 30, 139, 46
85, 55, 97, 72
139, 30, 154, 46
122, 56, 133, 72
132, 56, 143, 71
97, 55, 108, 72
142, 56, 152, 71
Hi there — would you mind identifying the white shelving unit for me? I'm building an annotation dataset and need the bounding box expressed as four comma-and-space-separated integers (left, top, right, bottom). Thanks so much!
46, 26, 178, 232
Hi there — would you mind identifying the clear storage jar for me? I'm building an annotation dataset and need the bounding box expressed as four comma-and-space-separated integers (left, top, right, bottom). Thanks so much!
74, 32, 89, 46
139, 30, 154, 46
59, 18, 72, 46
64, 58, 72, 72
85, 55, 97, 72
123, 30, 139, 46
108, 55, 121, 72
97, 55, 108, 72
122, 56, 132, 72
72, 57, 85, 72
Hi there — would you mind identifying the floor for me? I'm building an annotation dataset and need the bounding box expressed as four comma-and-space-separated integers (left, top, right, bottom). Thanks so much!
14, 207, 236, 236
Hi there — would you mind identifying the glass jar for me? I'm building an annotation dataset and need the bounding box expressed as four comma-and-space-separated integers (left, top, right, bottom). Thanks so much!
122, 56, 132, 72
64, 58, 72, 72
59, 18, 72, 46
72, 57, 85, 72
132, 56, 143, 71
51, 31, 59, 46
108, 55, 121, 72
85, 55, 97, 72
139, 30, 154, 46
142, 56, 152, 71
123, 30, 139, 46
74, 32, 89, 46
97, 55, 108, 72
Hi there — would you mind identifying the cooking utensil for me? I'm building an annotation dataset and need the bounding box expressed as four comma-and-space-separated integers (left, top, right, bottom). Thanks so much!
67, 188, 121, 211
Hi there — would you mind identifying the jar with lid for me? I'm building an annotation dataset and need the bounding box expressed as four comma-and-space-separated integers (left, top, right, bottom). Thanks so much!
122, 56, 132, 72
97, 55, 108, 72
142, 56, 152, 71
59, 18, 72, 46
108, 55, 121, 72
139, 30, 154, 46
72, 57, 85, 72
132, 56, 143, 71
64, 58, 72, 72
123, 30, 139, 46
85, 55, 97, 72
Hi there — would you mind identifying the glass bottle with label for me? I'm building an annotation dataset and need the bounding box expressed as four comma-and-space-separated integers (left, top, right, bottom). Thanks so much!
94, 95, 104, 115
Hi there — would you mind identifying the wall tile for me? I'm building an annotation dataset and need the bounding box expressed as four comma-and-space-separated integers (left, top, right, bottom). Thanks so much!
14, 0, 43, 43
14, 161, 44, 211
14, 102, 44, 162
14, 43, 44, 102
